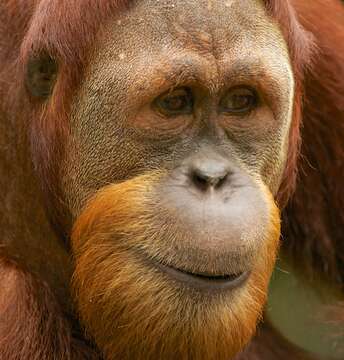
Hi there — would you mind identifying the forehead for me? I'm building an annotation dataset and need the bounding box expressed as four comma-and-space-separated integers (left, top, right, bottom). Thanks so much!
98, 0, 288, 59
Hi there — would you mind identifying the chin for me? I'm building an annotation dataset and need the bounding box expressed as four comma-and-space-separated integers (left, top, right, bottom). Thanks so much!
71, 172, 281, 360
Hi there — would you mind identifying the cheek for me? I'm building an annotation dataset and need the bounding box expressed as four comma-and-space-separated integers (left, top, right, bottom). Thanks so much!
259, 123, 291, 194
60, 111, 197, 219
226, 109, 291, 193
266, 142, 289, 195
60, 112, 149, 217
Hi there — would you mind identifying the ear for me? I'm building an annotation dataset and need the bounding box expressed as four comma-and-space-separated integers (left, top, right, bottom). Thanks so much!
25, 54, 58, 98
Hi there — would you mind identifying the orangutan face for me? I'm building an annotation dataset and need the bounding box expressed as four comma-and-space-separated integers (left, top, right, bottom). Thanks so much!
60, 0, 293, 358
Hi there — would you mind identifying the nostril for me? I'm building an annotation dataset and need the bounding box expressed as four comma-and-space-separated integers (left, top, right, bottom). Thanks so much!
191, 171, 211, 191
214, 173, 228, 189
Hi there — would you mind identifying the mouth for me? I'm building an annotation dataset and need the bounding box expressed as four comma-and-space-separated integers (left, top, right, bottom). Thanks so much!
153, 260, 250, 292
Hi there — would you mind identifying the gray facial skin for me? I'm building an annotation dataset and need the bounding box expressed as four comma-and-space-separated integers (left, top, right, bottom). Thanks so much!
61, 0, 294, 218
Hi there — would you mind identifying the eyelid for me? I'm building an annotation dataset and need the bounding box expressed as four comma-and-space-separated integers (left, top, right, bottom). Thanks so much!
153, 87, 194, 116
219, 86, 259, 115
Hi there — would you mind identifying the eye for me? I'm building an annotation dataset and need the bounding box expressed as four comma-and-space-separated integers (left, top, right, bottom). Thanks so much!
220, 87, 258, 115
153, 87, 194, 117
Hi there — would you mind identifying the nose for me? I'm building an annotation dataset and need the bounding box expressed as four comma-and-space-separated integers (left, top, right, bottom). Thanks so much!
189, 157, 231, 191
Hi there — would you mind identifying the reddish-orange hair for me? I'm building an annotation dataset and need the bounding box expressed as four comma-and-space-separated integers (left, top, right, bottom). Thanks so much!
0, 0, 343, 356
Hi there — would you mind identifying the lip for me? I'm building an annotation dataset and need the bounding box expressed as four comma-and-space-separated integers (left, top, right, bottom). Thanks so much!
153, 260, 250, 292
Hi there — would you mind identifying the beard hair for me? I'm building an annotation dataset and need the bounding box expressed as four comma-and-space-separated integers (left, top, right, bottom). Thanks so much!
71, 172, 280, 360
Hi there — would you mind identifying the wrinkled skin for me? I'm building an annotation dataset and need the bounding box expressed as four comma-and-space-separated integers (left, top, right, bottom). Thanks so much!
19, 0, 294, 359
62, 0, 294, 213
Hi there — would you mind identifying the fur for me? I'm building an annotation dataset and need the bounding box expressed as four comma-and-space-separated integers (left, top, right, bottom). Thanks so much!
0, 0, 343, 359
71, 173, 280, 359
0, 257, 99, 360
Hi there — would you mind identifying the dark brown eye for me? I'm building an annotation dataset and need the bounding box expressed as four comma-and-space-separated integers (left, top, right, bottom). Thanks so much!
220, 87, 258, 115
154, 87, 194, 116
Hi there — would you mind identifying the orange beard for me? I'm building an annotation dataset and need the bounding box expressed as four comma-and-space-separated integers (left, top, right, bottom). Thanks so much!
71, 173, 280, 360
